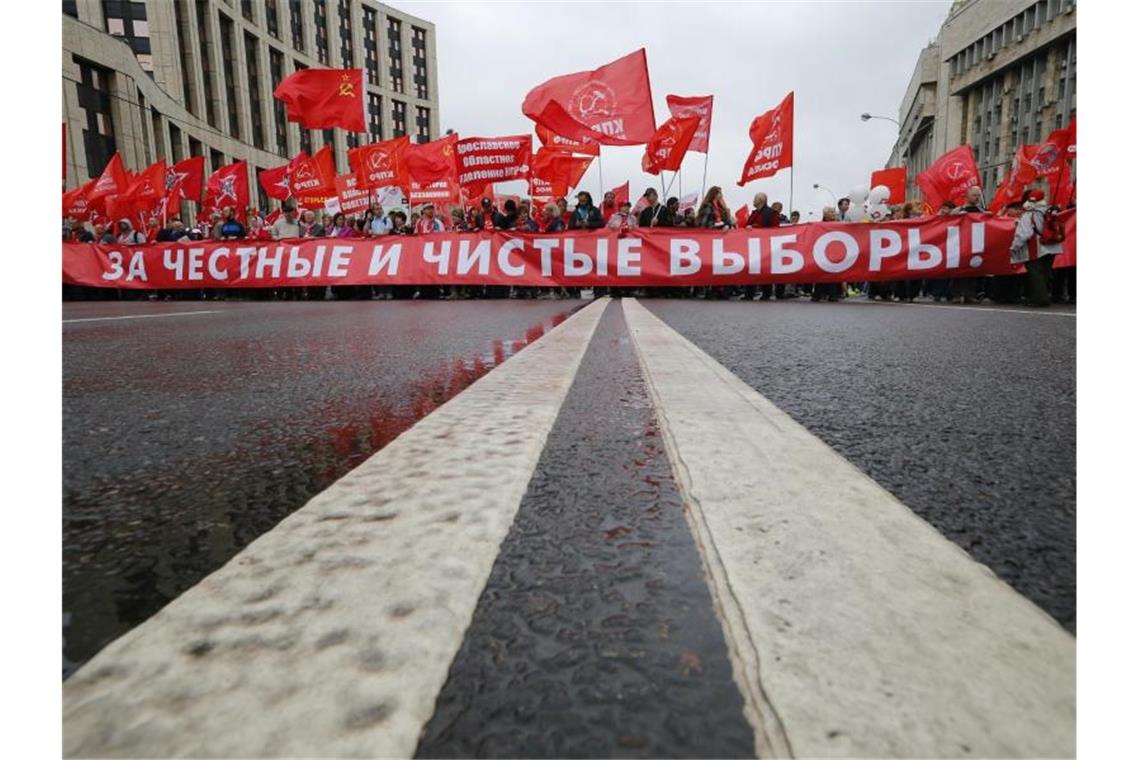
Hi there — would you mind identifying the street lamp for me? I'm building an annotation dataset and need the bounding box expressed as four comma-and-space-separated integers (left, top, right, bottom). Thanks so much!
861, 113, 901, 127
813, 183, 837, 205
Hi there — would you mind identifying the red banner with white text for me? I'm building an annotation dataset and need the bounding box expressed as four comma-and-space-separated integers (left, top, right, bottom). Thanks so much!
63, 212, 1076, 289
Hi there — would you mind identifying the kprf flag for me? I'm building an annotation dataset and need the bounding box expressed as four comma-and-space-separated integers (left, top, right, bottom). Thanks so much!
456, 135, 532, 190
272, 67, 365, 132
535, 124, 600, 156
165, 156, 205, 206
259, 164, 293, 201
334, 173, 374, 215
531, 148, 594, 195
522, 48, 656, 146
871, 167, 907, 205
349, 135, 410, 189
121, 159, 167, 203
916, 145, 980, 209
666, 94, 714, 154
642, 116, 701, 175
63, 178, 97, 220
409, 179, 461, 206
88, 152, 128, 206
738, 92, 794, 186
289, 145, 337, 196
204, 160, 250, 211
404, 133, 459, 186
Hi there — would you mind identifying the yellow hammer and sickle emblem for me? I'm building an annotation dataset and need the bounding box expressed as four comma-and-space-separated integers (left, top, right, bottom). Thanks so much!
338, 75, 355, 97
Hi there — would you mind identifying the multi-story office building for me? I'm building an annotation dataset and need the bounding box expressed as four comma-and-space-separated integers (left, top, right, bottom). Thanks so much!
888, 0, 1075, 201
62, 0, 439, 213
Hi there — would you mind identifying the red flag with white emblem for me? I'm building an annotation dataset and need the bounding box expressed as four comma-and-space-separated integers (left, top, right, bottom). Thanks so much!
641, 116, 700, 175
738, 92, 794, 186
404, 133, 459, 187
348, 135, 411, 189
916, 145, 981, 209
666, 94, 714, 154
288, 146, 337, 196
204, 160, 250, 212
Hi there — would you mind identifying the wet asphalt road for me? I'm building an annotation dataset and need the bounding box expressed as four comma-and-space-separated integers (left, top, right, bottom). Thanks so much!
417, 302, 753, 759
644, 298, 1076, 633
62, 300, 579, 677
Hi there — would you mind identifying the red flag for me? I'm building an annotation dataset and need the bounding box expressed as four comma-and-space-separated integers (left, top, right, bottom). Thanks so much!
915, 145, 981, 209
1052, 158, 1074, 208
204, 160, 250, 211
1029, 126, 1073, 180
121, 160, 167, 203
738, 92, 794, 186
1066, 115, 1076, 160
522, 48, 656, 146
409, 179, 461, 206
666, 94, 714, 154
535, 125, 600, 157
289, 145, 337, 196
272, 67, 365, 131
642, 116, 700, 175
734, 205, 749, 228
609, 181, 629, 207
334, 173, 374, 215
259, 165, 293, 201
63, 179, 97, 220
405, 133, 459, 186
349, 135, 411, 189
532, 147, 594, 192
529, 175, 565, 200
88, 153, 128, 205
164, 156, 205, 204
456, 135, 532, 190
871, 167, 908, 205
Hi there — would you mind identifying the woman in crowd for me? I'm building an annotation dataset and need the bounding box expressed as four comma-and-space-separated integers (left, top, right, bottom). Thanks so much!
697, 186, 734, 229
331, 212, 354, 238
540, 202, 565, 233
247, 212, 272, 241
449, 207, 468, 232
606, 200, 638, 231
568, 191, 603, 230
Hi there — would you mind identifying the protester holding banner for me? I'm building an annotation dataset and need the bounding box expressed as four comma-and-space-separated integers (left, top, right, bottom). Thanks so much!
637, 188, 662, 228
414, 205, 445, 234
568, 192, 604, 230
270, 204, 302, 240
1010, 189, 1055, 308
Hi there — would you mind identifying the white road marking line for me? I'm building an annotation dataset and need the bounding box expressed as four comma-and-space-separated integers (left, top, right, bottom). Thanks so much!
63, 310, 221, 324
852, 299, 1076, 317
63, 298, 611, 759
623, 297, 1074, 759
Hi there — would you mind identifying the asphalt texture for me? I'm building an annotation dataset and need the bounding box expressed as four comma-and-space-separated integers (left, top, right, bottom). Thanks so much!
644, 297, 1076, 633
416, 302, 754, 759
62, 300, 580, 678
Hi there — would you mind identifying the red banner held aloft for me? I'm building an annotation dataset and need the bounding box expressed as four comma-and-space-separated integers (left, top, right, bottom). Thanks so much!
535, 124, 600, 156
738, 92, 794, 185
666, 94, 714, 154
916, 145, 981, 210
348, 135, 410, 190
63, 179, 97, 221
405, 133, 459, 187
608, 181, 629, 207
642, 116, 700, 175
871, 167, 907, 205
273, 67, 366, 132
204, 160, 250, 212
455, 135, 532, 190
289, 146, 337, 197
532, 148, 594, 195
522, 48, 657, 146
64, 212, 1072, 288
88, 153, 128, 210
259, 165, 293, 201
409, 179, 461, 206
334, 173, 374, 215
165, 156, 205, 209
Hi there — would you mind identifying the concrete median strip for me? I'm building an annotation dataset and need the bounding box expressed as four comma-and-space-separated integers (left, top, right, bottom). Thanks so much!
63, 298, 609, 758
622, 297, 1075, 759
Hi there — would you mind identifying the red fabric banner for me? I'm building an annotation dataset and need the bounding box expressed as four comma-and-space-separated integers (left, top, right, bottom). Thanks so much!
64, 213, 1077, 288
405, 134, 459, 186
522, 48, 656, 146
204, 160, 250, 212
335, 173, 373, 215
916, 145, 981, 210
666, 94, 713, 154
165, 156, 205, 209
532, 148, 594, 193
609, 181, 630, 207
272, 68, 365, 131
88, 153, 128, 208
409, 179, 461, 206
348, 135, 411, 190
871, 167, 907, 205
289, 146, 337, 197
738, 92, 794, 185
455, 135, 532, 190
642, 116, 701, 175
259, 165, 293, 201
63, 179, 97, 221
529, 175, 566, 200
535, 125, 600, 157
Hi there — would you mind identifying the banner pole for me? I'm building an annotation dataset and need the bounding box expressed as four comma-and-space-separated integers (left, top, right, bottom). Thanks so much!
700, 151, 709, 205
651, 170, 679, 225
597, 150, 604, 199
789, 167, 794, 218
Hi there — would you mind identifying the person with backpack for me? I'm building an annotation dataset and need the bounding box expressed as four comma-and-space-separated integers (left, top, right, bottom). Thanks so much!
1010, 189, 1061, 308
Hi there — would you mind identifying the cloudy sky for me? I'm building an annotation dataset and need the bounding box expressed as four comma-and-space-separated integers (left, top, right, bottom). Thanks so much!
395, 0, 952, 216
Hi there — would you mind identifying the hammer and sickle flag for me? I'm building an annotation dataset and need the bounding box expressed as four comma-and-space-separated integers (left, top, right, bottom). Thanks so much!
273, 67, 366, 132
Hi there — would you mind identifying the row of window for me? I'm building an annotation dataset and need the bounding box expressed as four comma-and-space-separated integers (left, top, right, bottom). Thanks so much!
949, 0, 1074, 79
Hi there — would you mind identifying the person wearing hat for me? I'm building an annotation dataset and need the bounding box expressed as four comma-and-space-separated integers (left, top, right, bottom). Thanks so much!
270, 202, 302, 239
115, 218, 145, 245
1010, 189, 1056, 307
414, 204, 445, 234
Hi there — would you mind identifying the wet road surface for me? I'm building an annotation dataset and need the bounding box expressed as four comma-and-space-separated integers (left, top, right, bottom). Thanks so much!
644, 298, 1076, 632
62, 300, 580, 677
416, 302, 754, 758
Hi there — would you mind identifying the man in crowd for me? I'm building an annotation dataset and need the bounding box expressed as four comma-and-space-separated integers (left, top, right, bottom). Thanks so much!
746, 193, 785, 300
637, 188, 661, 228
600, 190, 618, 224
837, 197, 851, 221
270, 203, 302, 239
568, 191, 603, 230
790, 210, 801, 224
951, 185, 986, 303
415, 204, 445, 234
606, 200, 638, 230
116, 218, 146, 245
156, 219, 189, 243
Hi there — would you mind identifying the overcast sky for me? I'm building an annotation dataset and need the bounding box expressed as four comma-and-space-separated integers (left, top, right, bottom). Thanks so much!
394, 0, 952, 216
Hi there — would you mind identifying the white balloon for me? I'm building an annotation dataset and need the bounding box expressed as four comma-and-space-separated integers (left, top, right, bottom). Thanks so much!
869, 184, 891, 204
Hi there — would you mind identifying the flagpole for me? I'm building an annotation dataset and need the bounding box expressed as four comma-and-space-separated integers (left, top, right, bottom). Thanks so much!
597, 150, 604, 199
700, 151, 709, 205
788, 167, 794, 217
651, 170, 679, 225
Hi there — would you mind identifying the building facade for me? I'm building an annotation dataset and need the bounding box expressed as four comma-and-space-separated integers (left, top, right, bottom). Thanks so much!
888, 0, 1075, 202
62, 0, 440, 213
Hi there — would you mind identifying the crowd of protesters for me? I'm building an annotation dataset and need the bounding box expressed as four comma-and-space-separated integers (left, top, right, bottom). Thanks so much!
63, 183, 1075, 306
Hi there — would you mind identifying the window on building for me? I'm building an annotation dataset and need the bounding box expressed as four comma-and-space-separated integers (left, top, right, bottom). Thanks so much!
269, 48, 288, 154
189, 137, 203, 160
74, 57, 116, 179
368, 93, 383, 141
218, 12, 241, 139
300, 128, 312, 155
392, 99, 406, 137
338, 0, 354, 66
103, 0, 153, 71
241, 0, 253, 23
289, 0, 304, 52
266, 0, 279, 38
151, 108, 165, 161
169, 123, 184, 162
210, 148, 225, 174
314, 0, 329, 64
323, 129, 335, 148
173, 0, 197, 115
412, 26, 428, 99
195, 0, 219, 127
1034, 1, 1046, 29
1014, 12, 1024, 37
415, 106, 430, 142
137, 89, 153, 161
388, 17, 404, 93
64, 0, 78, 17
245, 34, 265, 149
363, 7, 379, 85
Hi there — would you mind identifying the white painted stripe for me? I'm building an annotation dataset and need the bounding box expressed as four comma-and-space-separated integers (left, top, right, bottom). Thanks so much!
63, 310, 221, 324
622, 298, 1074, 759
63, 298, 610, 759
852, 299, 1076, 317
